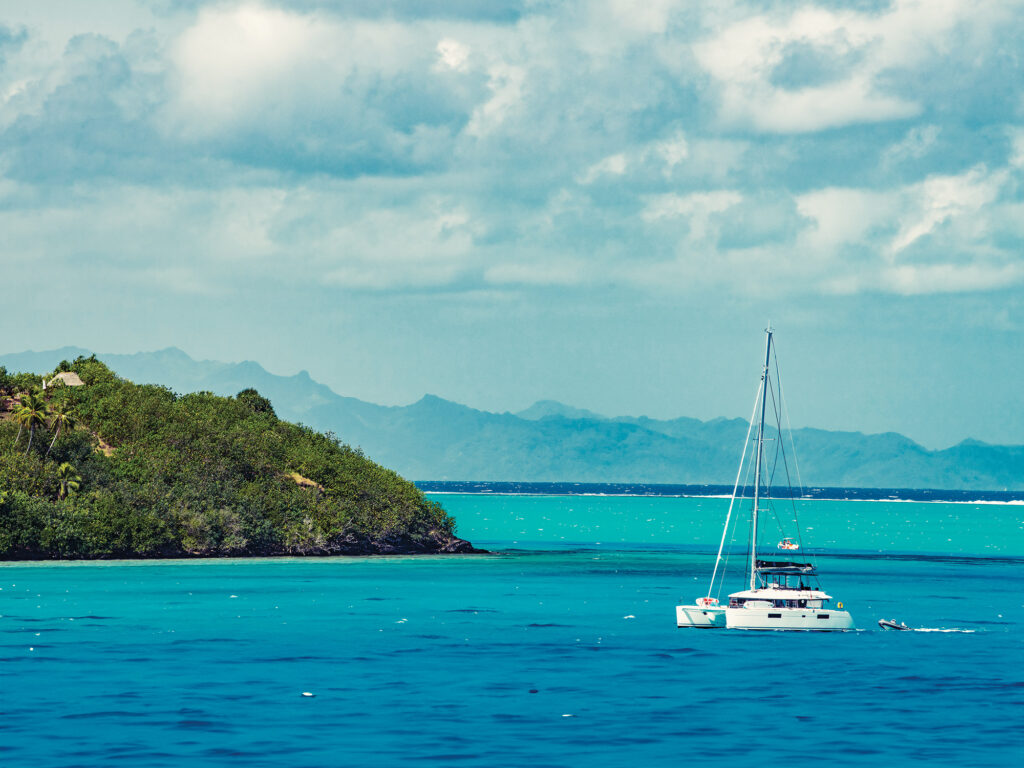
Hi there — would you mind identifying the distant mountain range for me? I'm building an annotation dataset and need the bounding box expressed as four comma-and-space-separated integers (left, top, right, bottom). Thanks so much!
2, 346, 1022, 490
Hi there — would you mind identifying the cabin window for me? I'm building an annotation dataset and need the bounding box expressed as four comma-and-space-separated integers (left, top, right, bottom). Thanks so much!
768, 613, 782, 619
817, 614, 830, 620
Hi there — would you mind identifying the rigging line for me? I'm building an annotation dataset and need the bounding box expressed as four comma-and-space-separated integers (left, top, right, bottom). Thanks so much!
716, 420, 759, 602
744, 445, 756, 592
716, 466, 747, 602
718, 404, 760, 600
774, 345, 805, 494
769, 344, 800, 539
764, 371, 788, 537
772, 339, 816, 569
707, 380, 761, 599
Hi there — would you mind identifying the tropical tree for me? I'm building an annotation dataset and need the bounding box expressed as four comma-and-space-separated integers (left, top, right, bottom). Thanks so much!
56, 462, 81, 500
10, 395, 24, 446
45, 405, 77, 458
15, 392, 49, 454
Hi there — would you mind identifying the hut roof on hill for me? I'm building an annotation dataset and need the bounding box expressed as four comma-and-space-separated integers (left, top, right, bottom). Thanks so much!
48, 371, 85, 387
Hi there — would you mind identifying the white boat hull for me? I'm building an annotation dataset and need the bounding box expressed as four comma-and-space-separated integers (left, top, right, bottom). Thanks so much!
676, 605, 726, 628
725, 606, 854, 631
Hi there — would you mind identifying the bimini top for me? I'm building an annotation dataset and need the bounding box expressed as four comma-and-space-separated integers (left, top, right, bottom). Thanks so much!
755, 559, 816, 574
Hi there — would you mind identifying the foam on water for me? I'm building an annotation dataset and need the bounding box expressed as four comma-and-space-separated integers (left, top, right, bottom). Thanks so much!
912, 628, 977, 633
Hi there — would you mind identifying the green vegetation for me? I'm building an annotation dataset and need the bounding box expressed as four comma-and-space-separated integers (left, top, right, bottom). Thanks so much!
0, 357, 471, 559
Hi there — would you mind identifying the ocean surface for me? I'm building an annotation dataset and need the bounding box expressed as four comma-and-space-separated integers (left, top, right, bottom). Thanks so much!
3, 492, 1022, 767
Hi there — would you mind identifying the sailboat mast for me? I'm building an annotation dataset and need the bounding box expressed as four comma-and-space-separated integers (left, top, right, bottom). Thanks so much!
750, 327, 773, 591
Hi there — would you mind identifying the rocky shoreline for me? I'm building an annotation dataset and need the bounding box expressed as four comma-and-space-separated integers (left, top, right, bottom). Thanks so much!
0, 536, 485, 561
0, 533, 486, 561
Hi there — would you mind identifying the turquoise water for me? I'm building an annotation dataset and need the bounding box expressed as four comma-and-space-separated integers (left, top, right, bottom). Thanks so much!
2, 494, 1022, 767
438, 493, 1024, 556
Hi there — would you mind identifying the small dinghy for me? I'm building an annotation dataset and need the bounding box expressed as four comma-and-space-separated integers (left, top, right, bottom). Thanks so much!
777, 537, 800, 551
878, 619, 911, 631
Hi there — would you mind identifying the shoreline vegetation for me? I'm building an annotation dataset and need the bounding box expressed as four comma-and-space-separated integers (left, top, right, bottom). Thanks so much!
0, 356, 480, 560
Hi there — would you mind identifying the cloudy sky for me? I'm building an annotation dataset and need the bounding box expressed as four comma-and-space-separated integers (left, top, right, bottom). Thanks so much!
2, 0, 1022, 448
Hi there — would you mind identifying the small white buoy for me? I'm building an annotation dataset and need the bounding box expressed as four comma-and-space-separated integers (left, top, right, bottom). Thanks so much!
230, 595, 238, 599
301, 692, 315, 697
562, 714, 574, 718
623, 615, 635, 619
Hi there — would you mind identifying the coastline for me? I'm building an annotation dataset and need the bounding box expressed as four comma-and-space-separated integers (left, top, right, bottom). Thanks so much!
0, 534, 486, 562
416, 480, 1024, 504
0, 550, 493, 567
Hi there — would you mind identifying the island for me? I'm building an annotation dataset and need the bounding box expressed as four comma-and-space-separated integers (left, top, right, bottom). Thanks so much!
0, 355, 479, 559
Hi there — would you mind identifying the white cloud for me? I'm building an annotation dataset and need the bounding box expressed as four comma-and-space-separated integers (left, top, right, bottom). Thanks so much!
436, 38, 470, 71
575, 131, 691, 185
316, 200, 479, 290
692, 1, 990, 132
578, 153, 628, 184
643, 190, 741, 222
3, 0, 1023, 307
484, 259, 586, 286
793, 165, 1021, 297
640, 190, 743, 247
1008, 127, 1024, 169
465, 60, 525, 137
167, 4, 327, 133
749, 76, 918, 133
163, 3, 445, 141
879, 263, 1024, 295
796, 187, 897, 249
890, 165, 1006, 254
653, 131, 688, 175
604, 0, 678, 37
882, 124, 941, 168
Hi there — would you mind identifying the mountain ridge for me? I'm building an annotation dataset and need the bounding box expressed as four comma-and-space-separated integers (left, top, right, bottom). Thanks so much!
2, 347, 1020, 490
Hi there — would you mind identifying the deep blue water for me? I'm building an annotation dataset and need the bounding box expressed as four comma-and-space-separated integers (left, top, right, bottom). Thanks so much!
2, 494, 1022, 767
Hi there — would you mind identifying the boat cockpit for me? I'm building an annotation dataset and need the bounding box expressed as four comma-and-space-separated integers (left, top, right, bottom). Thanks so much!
754, 559, 818, 590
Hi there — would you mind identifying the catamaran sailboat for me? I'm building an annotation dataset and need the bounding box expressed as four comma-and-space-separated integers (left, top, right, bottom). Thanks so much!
676, 328, 854, 631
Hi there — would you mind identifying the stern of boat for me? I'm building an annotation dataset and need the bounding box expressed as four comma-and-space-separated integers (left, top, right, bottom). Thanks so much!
677, 604, 727, 628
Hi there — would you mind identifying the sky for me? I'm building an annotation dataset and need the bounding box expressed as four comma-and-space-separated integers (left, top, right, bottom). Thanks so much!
1, 0, 1022, 449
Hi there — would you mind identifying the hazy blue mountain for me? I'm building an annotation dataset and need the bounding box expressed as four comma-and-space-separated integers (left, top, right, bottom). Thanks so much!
516, 400, 605, 421
2, 347, 1022, 490
0, 347, 93, 380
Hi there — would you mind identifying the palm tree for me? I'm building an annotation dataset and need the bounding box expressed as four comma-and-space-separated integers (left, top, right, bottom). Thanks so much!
3, 395, 17, 443
56, 462, 81, 500
16, 391, 49, 455
45, 405, 77, 458
10, 395, 25, 447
